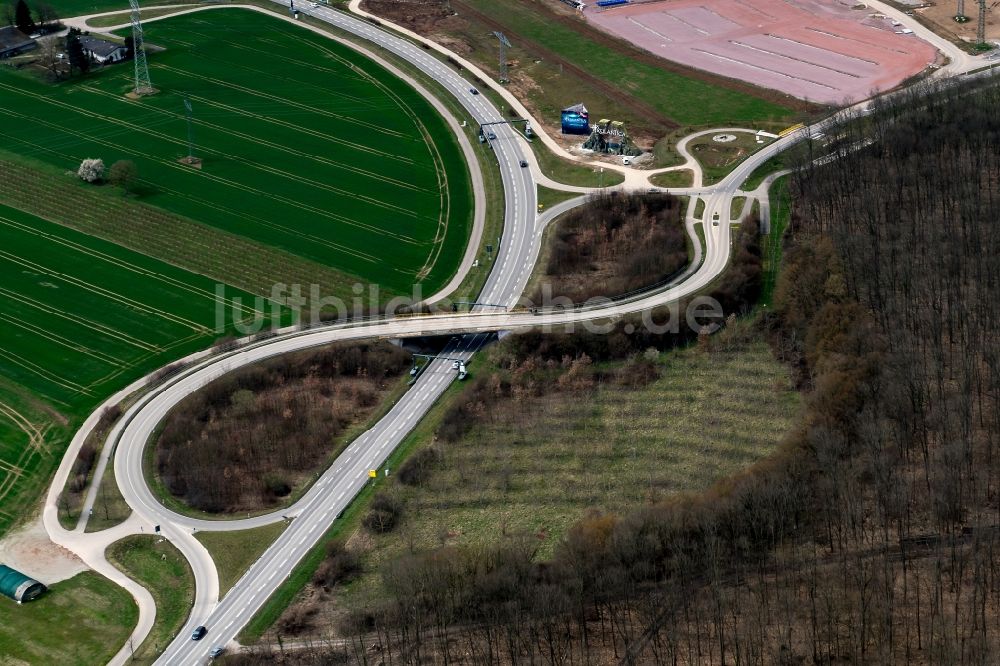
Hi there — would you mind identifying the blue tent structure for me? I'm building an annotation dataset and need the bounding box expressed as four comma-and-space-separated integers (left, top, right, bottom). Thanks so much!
0, 564, 46, 603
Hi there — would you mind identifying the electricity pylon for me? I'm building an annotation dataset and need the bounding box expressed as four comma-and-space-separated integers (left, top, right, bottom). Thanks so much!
494, 31, 511, 84
129, 0, 154, 95
977, 0, 987, 44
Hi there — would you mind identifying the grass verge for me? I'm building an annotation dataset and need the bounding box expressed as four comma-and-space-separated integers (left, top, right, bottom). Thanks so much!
730, 196, 747, 220
694, 221, 706, 259
537, 185, 582, 211
742, 154, 788, 191
529, 141, 625, 188
761, 176, 791, 306
195, 522, 290, 597
85, 450, 132, 532
86, 5, 190, 27
649, 169, 694, 188
106, 535, 194, 664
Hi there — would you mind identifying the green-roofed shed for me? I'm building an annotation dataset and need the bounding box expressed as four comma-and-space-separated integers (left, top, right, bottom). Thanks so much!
0, 564, 46, 603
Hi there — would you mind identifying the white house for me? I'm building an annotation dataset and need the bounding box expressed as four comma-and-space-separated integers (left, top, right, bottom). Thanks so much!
78, 36, 128, 65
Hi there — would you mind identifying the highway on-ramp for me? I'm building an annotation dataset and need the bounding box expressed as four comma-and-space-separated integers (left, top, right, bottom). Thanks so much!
128, 159, 757, 665
40, 1, 987, 663
152, 3, 542, 662
90, 93, 801, 665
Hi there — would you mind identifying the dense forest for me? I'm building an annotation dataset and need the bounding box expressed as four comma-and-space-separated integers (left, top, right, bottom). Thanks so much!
529, 191, 689, 305
238, 80, 1000, 663
156, 342, 410, 513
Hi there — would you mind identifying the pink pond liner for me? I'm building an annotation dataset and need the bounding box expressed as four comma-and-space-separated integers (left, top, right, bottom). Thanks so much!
585, 0, 938, 105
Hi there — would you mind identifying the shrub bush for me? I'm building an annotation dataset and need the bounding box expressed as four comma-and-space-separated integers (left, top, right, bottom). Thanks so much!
363, 493, 403, 533
397, 447, 442, 486
312, 539, 360, 589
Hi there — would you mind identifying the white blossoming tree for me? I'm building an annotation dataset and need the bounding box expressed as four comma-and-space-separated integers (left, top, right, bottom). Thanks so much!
77, 158, 105, 183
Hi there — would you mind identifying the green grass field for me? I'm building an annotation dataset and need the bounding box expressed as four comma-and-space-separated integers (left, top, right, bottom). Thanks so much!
106, 535, 194, 663
44, 0, 145, 17
195, 522, 288, 595
0, 374, 71, 534
0, 149, 365, 303
0, 204, 270, 410
0, 571, 138, 665
0, 204, 280, 537
0, 8, 472, 297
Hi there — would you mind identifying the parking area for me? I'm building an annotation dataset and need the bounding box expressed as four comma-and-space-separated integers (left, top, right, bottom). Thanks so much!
586, 0, 938, 105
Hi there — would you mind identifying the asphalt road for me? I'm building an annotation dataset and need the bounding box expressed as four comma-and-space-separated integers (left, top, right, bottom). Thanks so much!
92, 108, 860, 664
38, 2, 991, 663
129, 112, 804, 666
150, 3, 541, 663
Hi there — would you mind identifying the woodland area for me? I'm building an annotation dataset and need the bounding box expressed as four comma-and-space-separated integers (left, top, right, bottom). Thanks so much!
156, 342, 410, 513
529, 191, 688, 305
530, 191, 688, 304
232, 80, 1000, 664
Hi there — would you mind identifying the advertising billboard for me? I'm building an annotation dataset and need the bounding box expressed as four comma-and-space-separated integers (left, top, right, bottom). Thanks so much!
561, 103, 590, 135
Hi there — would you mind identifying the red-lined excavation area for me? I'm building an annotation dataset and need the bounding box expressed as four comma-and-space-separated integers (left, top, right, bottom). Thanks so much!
586, 0, 938, 105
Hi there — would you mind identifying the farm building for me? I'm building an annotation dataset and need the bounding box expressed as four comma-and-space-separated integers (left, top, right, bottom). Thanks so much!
0, 26, 37, 58
79, 36, 128, 64
0, 564, 46, 603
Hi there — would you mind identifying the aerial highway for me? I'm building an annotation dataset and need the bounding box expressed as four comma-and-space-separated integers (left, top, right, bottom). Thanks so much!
55, 91, 861, 666
110, 151, 756, 665
36, 1, 990, 664
148, 2, 544, 662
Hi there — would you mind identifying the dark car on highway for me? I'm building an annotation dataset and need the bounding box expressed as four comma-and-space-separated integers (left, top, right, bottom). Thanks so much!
192, 626, 207, 641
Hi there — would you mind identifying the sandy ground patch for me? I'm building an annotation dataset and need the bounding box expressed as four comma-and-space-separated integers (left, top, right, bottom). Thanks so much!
0, 517, 87, 585
914, 1, 1000, 43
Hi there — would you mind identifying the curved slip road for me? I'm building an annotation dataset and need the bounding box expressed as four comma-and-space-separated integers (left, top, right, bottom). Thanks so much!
59, 101, 841, 665
60, 114, 800, 664
145, 2, 541, 662
126, 146, 765, 665
42, 0, 991, 662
